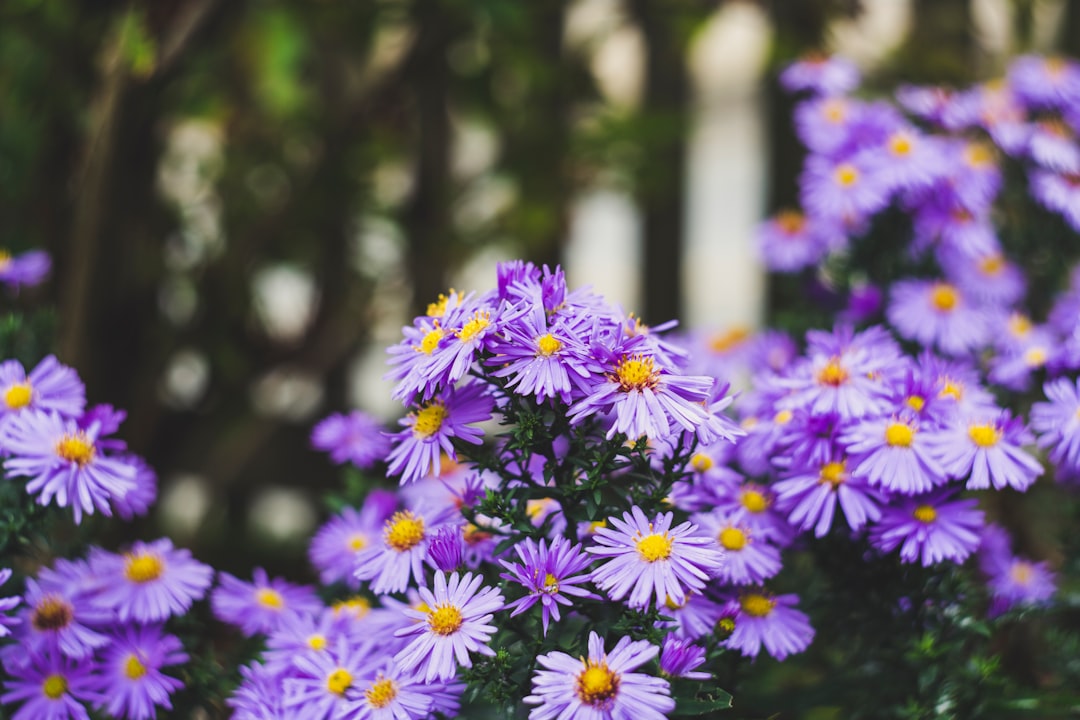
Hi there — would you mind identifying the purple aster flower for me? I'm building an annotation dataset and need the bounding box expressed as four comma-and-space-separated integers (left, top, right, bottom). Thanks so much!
499, 535, 598, 635
987, 323, 1055, 391
88, 538, 213, 623
1027, 120, 1080, 174
800, 153, 890, 226
1032, 377, 1080, 471
842, 415, 948, 496
1008, 55, 1080, 109
659, 592, 725, 641
659, 635, 710, 680
355, 505, 448, 594
911, 200, 1000, 259
1, 646, 99, 720
1030, 169, 1080, 232
867, 125, 948, 194
870, 490, 983, 565
211, 568, 322, 637
587, 506, 724, 610
840, 282, 883, 325
427, 525, 465, 572
773, 455, 883, 537
110, 456, 158, 521
725, 592, 815, 661
930, 412, 1042, 491
0, 356, 84, 433
951, 139, 1004, 210
351, 657, 442, 720
385, 380, 494, 485
887, 280, 992, 356
393, 571, 504, 682
3, 410, 138, 523
709, 481, 795, 546
691, 512, 780, 585
263, 608, 375, 676
781, 53, 860, 95
524, 630, 674, 720
0, 567, 20, 638
756, 209, 840, 272
942, 249, 1026, 306
977, 526, 1056, 616
227, 662, 285, 720
18, 578, 110, 660
794, 96, 867, 157
310, 410, 391, 469
0, 249, 51, 290
92, 624, 187, 720
896, 84, 954, 126
309, 490, 397, 588
283, 636, 375, 719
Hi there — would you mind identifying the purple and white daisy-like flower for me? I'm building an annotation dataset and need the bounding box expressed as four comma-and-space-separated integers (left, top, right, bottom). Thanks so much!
690, 512, 781, 586
867, 125, 947, 194
385, 380, 494, 485
587, 506, 724, 609
3, 410, 138, 523
0, 568, 20, 638
2, 647, 99, 720
18, 578, 109, 660
930, 412, 1042, 491
1027, 120, 1080, 175
756, 210, 839, 272
351, 657, 442, 720
0, 356, 84, 433
89, 538, 213, 623
1031, 377, 1080, 472
725, 592, 815, 661
1030, 169, 1080, 232
92, 624, 188, 720
841, 415, 948, 496
211, 568, 322, 637
977, 526, 1056, 617
524, 631, 674, 720
659, 635, 710, 680
499, 535, 598, 635
355, 505, 447, 595
227, 662, 285, 720
283, 636, 375, 719
780, 54, 860, 95
1008, 54, 1080, 109
773, 455, 882, 537
869, 490, 983, 566
310, 410, 391, 469
393, 571, 504, 682
263, 608, 373, 676
659, 592, 726, 641
887, 280, 992, 356
427, 525, 466, 573
0, 249, 51, 290
309, 490, 397, 588
800, 153, 890, 226
110, 455, 158, 521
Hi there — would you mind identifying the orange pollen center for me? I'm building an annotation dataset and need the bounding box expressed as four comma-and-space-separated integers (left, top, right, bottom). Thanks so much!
427, 291, 454, 317
457, 312, 491, 342
635, 532, 673, 562
979, 254, 1005, 276
773, 409, 793, 425
819, 461, 846, 487
55, 433, 95, 466
418, 325, 444, 354
365, 677, 398, 708
412, 403, 448, 438
348, 533, 368, 552
1010, 561, 1034, 585
577, 663, 619, 705
32, 596, 74, 631
823, 100, 847, 123
740, 593, 775, 617
889, 133, 913, 156
817, 359, 848, 387
930, 284, 959, 312
965, 142, 993, 167
428, 604, 463, 635
1024, 347, 1048, 367
709, 326, 750, 352
614, 355, 658, 392
835, 164, 859, 187
775, 211, 806, 235
384, 512, 425, 552
1008, 314, 1032, 337
939, 380, 963, 401
885, 422, 915, 447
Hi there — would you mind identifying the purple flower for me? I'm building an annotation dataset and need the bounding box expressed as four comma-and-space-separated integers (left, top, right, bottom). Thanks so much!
1008, 55, 1080, 109
386, 381, 494, 485
930, 412, 1042, 491
1031, 377, 1080, 472
800, 153, 890, 226
1027, 120, 1080, 174
92, 624, 188, 720
355, 506, 444, 594
587, 506, 724, 610
499, 535, 598, 635
524, 630, 674, 720
263, 608, 373, 676
0, 249, 51, 290
691, 512, 781, 585
3, 410, 138, 523
978, 526, 1056, 616
1030, 169, 1080, 232
773, 455, 882, 537
393, 571, 504, 682
2, 648, 99, 719
725, 592, 815, 661
89, 538, 213, 623
756, 209, 840, 272
227, 662, 285, 720
781, 54, 860, 95
211, 568, 322, 637
0, 567, 20, 638
0, 356, 84, 432
869, 490, 983, 566
841, 416, 948, 496
427, 526, 465, 573
18, 578, 109, 660
283, 636, 375, 719
887, 280, 992, 356
351, 657, 441, 719
867, 126, 948, 194
309, 490, 397, 588
110, 456, 158, 521
659, 635, 710, 680
310, 410, 391, 469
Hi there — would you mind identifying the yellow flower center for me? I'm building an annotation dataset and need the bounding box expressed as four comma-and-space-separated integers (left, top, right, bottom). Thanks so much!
308, 633, 327, 651
1007, 313, 1032, 338
55, 433, 95, 466
775, 211, 806, 235
773, 409, 793, 425
332, 596, 371, 618
740, 489, 769, 513
347, 533, 368, 552
740, 593, 775, 618
823, 99, 847, 123
968, 424, 999, 448
124, 553, 164, 584
615, 355, 658, 392
709, 326, 751, 352
384, 511, 425, 552
819, 461, 846, 487
542, 573, 560, 593
930, 283, 959, 312
255, 588, 284, 610
717, 616, 736, 637
817, 358, 848, 387
719, 527, 748, 551
327, 668, 353, 696
457, 311, 491, 342
577, 662, 619, 705
31, 596, 73, 631
428, 604, 463, 636
979, 254, 1005, 276
889, 132, 913, 156
635, 532, 673, 562
939, 380, 963, 401
905, 395, 925, 412
427, 291, 455, 317
885, 422, 915, 448
536, 333, 562, 356
690, 453, 713, 472
965, 142, 993, 168
835, 163, 859, 187
665, 593, 690, 610
42, 674, 67, 700
1010, 561, 1034, 586
418, 325, 444, 355
124, 654, 148, 680
4, 382, 32, 409
365, 677, 398, 709
913, 505, 937, 523
1024, 347, 1048, 368
412, 403, 448, 438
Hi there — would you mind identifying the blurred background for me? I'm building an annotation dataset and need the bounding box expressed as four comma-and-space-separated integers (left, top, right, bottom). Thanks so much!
2, 0, 1079, 577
